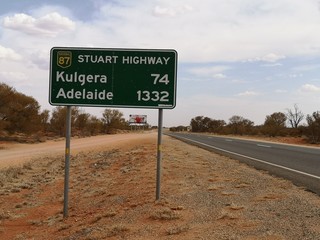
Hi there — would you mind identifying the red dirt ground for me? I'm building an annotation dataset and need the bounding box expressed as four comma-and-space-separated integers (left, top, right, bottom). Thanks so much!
1, 132, 320, 239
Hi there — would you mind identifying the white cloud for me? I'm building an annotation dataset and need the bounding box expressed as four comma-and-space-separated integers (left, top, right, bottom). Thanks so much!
292, 64, 320, 72
2, 12, 75, 37
153, 4, 193, 17
0, 45, 22, 60
104, 1, 320, 61
301, 84, 320, 92
153, 6, 177, 17
28, 0, 317, 62
28, 49, 50, 70
187, 65, 230, 79
213, 73, 226, 79
247, 53, 286, 63
261, 53, 286, 62
0, 71, 28, 81
262, 63, 283, 67
275, 89, 288, 93
237, 91, 260, 96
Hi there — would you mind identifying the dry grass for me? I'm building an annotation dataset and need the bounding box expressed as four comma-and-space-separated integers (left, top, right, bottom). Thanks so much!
150, 208, 181, 220
166, 225, 190, 235
1, 134, 320, 239
106, 224, 130, 237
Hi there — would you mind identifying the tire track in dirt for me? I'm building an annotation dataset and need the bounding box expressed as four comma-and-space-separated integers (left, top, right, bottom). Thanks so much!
0, 132, 156, 169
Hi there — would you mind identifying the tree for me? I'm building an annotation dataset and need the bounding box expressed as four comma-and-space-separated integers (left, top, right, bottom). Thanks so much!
227, 115, 254, 135
286, 104, 304, 128
0, 83, 42, 134
208, 119, 226, 133
50, 107, 79, 136
50, 107, 67, 136
202, 117, 212, 132
306, 111, 320, 143
40, 109, 50, 133
0, 83, 15, 131
190, 116, 205, 132
101, 109, 127, 133
87, 116, 103, 135
263, 112, 287, 137
74, 111, 91, 136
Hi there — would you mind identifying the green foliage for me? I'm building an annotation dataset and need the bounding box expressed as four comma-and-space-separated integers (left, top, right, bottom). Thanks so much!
0, 82, 41, 134
306, 111, 320, 143
87, 116, 104, 135
40, 110, 50, 132
227, 115, 254, 135
190, 116, 206, 132
49, 106, 68, 136
190, 116, 226, 133
50, 106, 80, 136
101, 109, 128, 133
0, 83, 15, 131
0, 82, 125, 138
169, 126, 189, 132
262, 112, 287, 137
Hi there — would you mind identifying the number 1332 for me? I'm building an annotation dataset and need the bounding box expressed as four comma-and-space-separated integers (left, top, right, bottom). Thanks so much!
137, 90, 169, 102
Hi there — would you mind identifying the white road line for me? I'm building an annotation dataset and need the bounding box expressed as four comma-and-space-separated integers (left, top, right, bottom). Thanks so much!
174, 135, 320, 180
225, 139, 233, 142
257, 144, 271, 148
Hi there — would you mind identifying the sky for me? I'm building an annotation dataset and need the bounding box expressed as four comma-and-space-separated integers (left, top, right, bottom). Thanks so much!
1, 0, 320, 127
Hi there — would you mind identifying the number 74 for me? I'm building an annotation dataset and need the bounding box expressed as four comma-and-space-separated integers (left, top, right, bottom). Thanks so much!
151, 74, 169, 85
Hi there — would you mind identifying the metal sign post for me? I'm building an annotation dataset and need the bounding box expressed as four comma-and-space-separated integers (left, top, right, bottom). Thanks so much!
63, 106, 72, 218
156, 109, 163, 200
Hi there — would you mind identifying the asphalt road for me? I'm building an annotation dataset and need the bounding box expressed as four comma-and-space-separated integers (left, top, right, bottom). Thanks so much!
166, 132, 320, 195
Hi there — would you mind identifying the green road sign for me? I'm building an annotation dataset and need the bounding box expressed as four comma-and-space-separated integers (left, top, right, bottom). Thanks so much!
49, 47, 177, 109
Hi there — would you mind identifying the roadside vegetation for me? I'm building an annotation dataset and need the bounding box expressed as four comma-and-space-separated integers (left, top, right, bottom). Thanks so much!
0, 82, 140, 142
2, 82, 320, 144
171, 104, 320, 144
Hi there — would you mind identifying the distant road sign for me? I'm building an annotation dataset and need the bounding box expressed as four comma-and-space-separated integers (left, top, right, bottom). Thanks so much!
129, 114, 147, 125
49, 47, 177, 109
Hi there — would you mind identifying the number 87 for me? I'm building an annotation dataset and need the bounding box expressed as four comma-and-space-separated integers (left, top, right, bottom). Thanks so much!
58, 56, 71, 65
